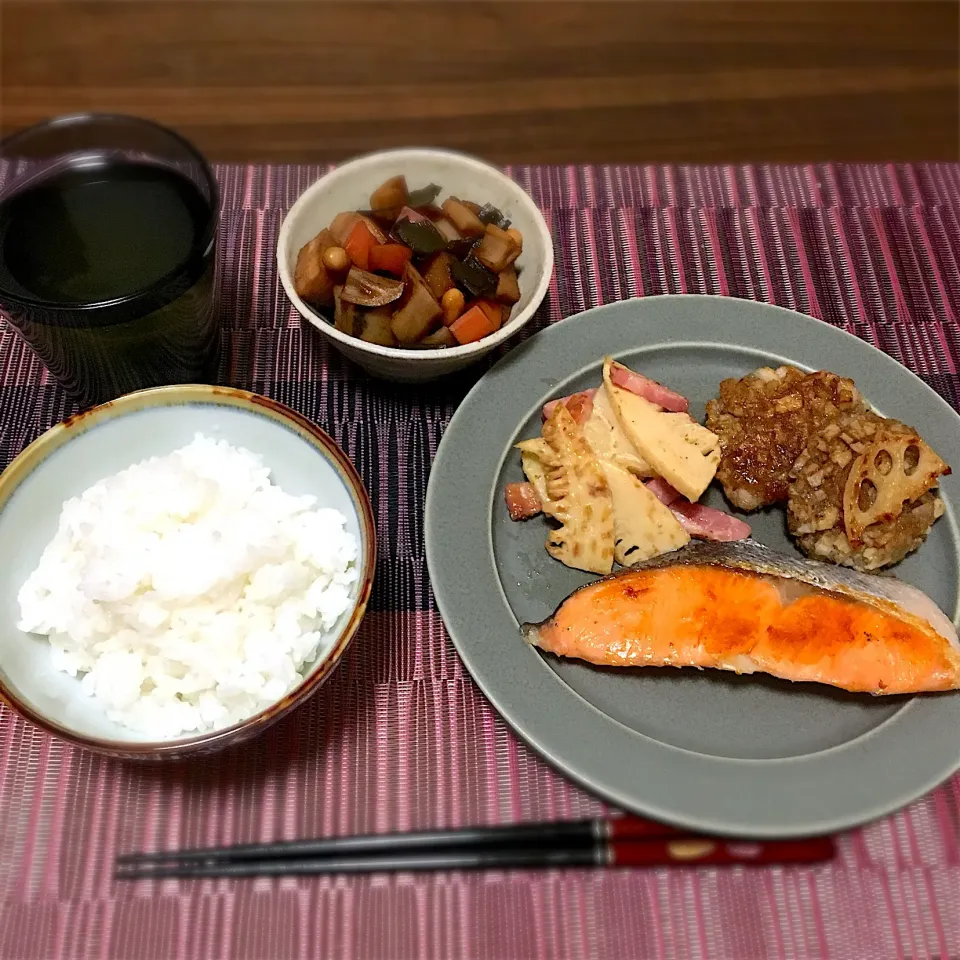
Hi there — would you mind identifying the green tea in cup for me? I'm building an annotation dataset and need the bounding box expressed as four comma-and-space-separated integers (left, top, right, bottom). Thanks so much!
0, 114, 220, 408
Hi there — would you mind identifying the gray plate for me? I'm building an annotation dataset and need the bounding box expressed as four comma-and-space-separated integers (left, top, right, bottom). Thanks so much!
425, 296, 960, 838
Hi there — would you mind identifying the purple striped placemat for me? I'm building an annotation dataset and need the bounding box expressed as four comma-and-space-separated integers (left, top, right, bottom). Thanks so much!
1, 163, 959, 960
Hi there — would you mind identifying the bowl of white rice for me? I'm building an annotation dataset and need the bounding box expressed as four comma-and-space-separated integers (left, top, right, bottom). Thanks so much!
0, 385, 376, 759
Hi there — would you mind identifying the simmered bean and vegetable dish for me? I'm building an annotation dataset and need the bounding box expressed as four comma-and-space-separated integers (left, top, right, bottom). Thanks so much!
294, 177, 524, 349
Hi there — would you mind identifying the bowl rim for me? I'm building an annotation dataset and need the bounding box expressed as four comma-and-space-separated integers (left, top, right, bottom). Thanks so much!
275, 146, 554, 362
0, 383, 377, 757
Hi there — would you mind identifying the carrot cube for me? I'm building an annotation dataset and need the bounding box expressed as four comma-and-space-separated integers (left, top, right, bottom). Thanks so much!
450, 305, 497, 345
369, 243, 413, 275
343, 221, 380, 271
474, 299, 504, 331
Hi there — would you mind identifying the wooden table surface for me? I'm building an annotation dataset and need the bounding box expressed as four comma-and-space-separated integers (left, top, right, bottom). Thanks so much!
2, 1, 958, 164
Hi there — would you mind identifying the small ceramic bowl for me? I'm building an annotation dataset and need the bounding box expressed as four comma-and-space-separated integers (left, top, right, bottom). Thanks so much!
276, 147, 554, 382
0, 385, 376, 760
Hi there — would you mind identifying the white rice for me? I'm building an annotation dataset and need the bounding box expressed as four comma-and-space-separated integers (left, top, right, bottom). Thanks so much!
17, 434, 359, 739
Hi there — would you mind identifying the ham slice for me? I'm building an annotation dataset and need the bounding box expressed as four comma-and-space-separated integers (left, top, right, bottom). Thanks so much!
644, 476, 681, 507
505, 482, 542, 521
541, 361, 686, 423
609, 361, 689, 413
542, 389, 597, 425
645, 479, 750, 542
668, 500, 752, 542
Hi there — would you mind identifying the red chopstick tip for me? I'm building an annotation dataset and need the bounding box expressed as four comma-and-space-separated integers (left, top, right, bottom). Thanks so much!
606, 816, 685, 841
610, 836, 836, 868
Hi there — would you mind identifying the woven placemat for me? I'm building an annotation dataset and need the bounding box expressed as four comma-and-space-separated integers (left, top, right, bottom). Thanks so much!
0, 162, 958, 960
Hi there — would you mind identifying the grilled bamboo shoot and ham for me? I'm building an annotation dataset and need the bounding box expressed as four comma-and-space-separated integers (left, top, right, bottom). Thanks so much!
510, 358, 746, 569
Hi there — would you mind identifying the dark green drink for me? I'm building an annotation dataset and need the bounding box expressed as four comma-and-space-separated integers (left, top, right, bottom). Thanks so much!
0, 115, 220, 408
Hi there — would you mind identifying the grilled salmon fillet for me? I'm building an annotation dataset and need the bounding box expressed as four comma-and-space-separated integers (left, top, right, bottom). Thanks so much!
524, 540, 960, 695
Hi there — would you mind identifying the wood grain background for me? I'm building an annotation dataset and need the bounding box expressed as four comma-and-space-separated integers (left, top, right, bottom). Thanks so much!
2, 1, 958, 163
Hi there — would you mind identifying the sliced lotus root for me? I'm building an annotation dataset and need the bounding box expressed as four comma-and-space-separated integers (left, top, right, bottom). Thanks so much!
843, 433, 951, 545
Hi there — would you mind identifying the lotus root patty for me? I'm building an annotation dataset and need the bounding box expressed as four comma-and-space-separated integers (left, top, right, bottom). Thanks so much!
787, 410, 945, 571
705, 366, 863, 511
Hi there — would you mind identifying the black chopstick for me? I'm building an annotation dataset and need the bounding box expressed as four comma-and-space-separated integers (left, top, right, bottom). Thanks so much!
115, 836, 835, 880
117, 815, 679, 865
115, 819, 836, 880
116, 847, 606, 879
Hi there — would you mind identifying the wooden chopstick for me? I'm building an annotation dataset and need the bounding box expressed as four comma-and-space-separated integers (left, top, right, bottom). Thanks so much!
114, 819, 835, 880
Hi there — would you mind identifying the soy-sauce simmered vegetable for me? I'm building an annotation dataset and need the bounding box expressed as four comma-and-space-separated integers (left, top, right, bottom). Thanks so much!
293, 176, 524, 348
392, 217, 448, 256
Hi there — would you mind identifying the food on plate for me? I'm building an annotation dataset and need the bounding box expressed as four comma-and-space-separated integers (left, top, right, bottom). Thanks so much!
505, 479, 545, 522
579, 385, 654, 477
706, 366, 863, 510
293, 176, 524, 348
524, 539, 960, 695
788, 410, 950, 570
17, 435, 359, 739
705, 363, 951, 570
600, 462, 690, 565
542, 389, 597, 428
539, 405, 615, 575
606, 361, 689, 412
509, 356, 948, 576
602, 358, 719, 502
645, 477, 752, 541
506, 358, 748, 573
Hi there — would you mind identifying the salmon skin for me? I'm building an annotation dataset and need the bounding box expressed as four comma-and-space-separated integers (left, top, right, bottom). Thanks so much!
523, 539, 960, 695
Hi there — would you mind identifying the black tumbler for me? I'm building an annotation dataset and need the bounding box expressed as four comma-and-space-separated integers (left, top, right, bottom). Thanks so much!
0, 114, 221, 408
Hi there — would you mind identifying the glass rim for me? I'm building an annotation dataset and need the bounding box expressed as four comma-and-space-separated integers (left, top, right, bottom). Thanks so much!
0, 112, 219, 312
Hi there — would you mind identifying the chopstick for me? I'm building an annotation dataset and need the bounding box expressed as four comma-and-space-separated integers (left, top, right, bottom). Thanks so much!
117, 815, 679, 866
115, 818, 835, 880
115, 838, 834, 879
